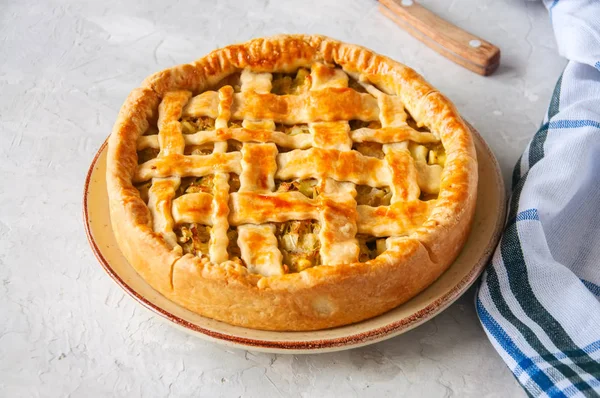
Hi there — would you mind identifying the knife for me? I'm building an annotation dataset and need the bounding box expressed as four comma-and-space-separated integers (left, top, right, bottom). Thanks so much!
379, 0, 500, 76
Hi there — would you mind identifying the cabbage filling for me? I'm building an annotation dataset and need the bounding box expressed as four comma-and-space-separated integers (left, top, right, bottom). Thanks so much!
353, 142, 384, 159
349, 120, 382, 130
228, 120, 243, 129
355, 185, 392, 207
275, 179, 319, 199
184, 143, 213, 155
226, 140, 243, 152
405, 113, 430, 133
181, 116, 215, 134
357, 235, 387, 262
407, 141, 445, 198
174, 224, 243, 265
275, 220, 321, 273
178, 175, 214, 196
271, 68, 311, 95
227, 227, 242, 259
137, 148, 159, 164
275, 123, 310, 136
425, 143, 446, 167
175, 224, 211, 256
176, 173, 240, 197
228, 173, 241, 193
214, 72, 242, 92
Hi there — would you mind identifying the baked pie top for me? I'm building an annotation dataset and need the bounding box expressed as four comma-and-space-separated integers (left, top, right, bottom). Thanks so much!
107, 35, 477, 330
133, 63, 449, 274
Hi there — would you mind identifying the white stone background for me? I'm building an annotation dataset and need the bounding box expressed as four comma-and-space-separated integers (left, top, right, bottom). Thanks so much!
0, 0, 567, 396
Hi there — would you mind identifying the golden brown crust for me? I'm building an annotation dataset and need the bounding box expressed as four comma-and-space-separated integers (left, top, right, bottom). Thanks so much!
107, 34, 478, 331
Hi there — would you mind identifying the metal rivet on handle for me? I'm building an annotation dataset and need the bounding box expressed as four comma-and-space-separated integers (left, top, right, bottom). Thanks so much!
469, 40, 482, 48
401, 0, 414, 6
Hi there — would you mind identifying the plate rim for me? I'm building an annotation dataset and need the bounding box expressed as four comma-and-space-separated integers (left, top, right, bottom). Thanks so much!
84, 126, 506, 352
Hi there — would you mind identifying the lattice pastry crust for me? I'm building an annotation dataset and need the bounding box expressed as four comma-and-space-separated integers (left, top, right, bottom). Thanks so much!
107, 35, 477, 331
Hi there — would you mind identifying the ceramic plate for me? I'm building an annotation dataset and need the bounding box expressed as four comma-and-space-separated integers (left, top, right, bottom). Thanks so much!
84, 125, 505, 354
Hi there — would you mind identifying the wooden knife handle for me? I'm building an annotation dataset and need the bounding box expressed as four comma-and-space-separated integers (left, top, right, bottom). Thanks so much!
379, 0, 500, 76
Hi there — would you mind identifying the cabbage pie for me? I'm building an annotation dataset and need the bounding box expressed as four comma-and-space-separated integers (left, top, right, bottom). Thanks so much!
107, 35, 477, 331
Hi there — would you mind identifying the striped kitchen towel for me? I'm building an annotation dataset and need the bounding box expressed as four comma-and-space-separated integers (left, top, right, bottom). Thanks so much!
476, 0, 600, 396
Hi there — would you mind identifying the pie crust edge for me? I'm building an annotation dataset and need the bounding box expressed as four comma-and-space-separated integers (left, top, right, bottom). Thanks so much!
106, 34, 478, 331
